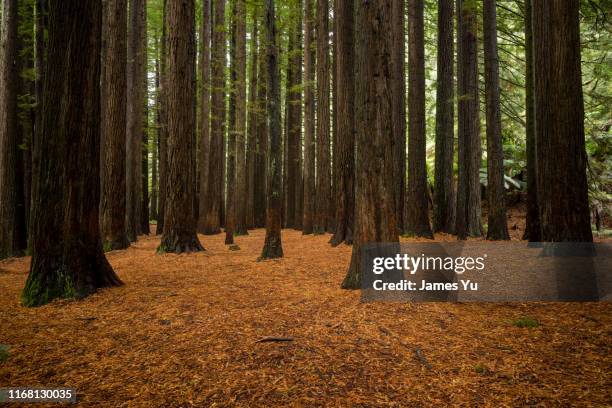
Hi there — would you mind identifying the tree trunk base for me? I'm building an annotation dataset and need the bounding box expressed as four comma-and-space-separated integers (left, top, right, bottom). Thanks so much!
329, 227, 353, 247
259, 235, 283, 260
158, 234, 204, 254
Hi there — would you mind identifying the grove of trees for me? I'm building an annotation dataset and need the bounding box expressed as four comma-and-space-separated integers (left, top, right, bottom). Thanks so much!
0, 0, 609, 305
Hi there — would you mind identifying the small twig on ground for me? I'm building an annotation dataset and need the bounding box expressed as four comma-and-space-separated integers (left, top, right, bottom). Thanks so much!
414, 347, 433, 370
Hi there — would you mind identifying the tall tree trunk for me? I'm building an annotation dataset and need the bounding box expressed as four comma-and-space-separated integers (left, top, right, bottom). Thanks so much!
483, 0, 508, 240
156, 0, 168, 235
405, 0, 432, 238
532, 0, 592, 242
202, 0, 226, 234
522, 0, 540, 241
433, 0, 455, 234
391, 0, 406, 233
225, 0, 238, 245
141, 104, 150, 234
254, 30, 268, 228
291, 1, 303, 230
246, 10, 258, 229
314, 0, 331, 234
100, 0, 130, 251
329, 0, 354, 246
126, 0, 146, 241
302, 0, 316, 234
151, 56, 159, 221
260, 0, 283, 259
22, 0, 122, 307
342, 0, 397, 289
0, 0, 27, 259
234, 0, 248, 235
197, 0, 211, 233
158, 0, 204, 253
455, 0, 482, 239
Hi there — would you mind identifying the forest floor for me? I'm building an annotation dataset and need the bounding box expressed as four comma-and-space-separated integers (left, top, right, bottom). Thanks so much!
0, 220, 611, 406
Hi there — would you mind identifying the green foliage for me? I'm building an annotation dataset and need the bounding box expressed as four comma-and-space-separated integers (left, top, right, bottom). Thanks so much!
511, 316, 540, 328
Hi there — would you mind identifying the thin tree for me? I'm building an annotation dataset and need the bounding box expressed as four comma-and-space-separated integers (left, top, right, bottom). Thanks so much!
342, 0, 397, 289
302, 0, 316, 234
201, 0, 226, 234
483, 0, 509, 240
405, 0, 433, 238
156, 0, 168, 235
0, 0, 27, 259
260, 0, 283, 259
234, 0, 248, 235
254, 28, 268, 228
100, 0, 130, 250
433, 0, 455, 234
455, 0, 482, 239
391, 0, 406, 233
22, 0, 122, 306
522, 0, 540, 241
126, 0, 146, 242
246, 9, 259, 229
225, 0, 238, 245
314, 0, 331, 234
140, 4, 150, 235
330, 0, 354, 246
532, 0, 592, 242
197, 0, 211, 233
158, 0, 204, 253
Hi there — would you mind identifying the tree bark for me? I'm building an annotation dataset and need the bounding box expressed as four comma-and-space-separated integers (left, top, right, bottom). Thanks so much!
234, 0, 248, 235
405, 0, 433, 238
483, 0, 509, 240
532, 0, 592, 242
302, 0, 316, 234
522, 0, 540, 241
391, 0, 406, 233
330, 0, 354, 247
246, 10, 258, 229
314, 0, 331, 234
260, 0, 283, 259
197, 0, 211, 233
156, 0, 168, 235
254, 29, 268, 228
225, 0, 238, 245
342, 0, 397, 289
433, 0, 455, 234
22, 0, 122, 307
0, 0, 27, 259
100, 0, 130, 251
158, 0, 204, 253
455, 0, 482, 239
202, 0, 226, 234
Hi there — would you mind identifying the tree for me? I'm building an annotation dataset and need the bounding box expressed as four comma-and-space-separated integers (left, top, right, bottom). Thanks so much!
156, 0, 168, 235
201, 0, 226, 234
302, 0, 316, 234
22, 0, 122, 307
532, 0, 592, 242
483, 0, 509, 240
391, 0, 406, 233
260, 0, 283, 259
522, 0, 540, 242
100, 0, 130, 251
225, 0, 238, 245
197, 0, 211, 233
342, 0, 397, 289
254, 28, 268, 228
158, 0, 203, 253
0, 0, 27, 259
455, 0, 482, 239
329, 0, 354, 246
234, 0, 248, 235
433, 0, 455, 234
126, 0, 147, 241
314, 0, 331, 234
246, 9, 258, 229
405, 0, 432, 238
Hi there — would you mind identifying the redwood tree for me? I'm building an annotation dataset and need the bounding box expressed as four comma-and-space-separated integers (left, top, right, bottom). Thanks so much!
23, 0, 122, 306
455, 0, 482, 239
405, 0, 433, 238
197, 0, 211, 233
483, 0, 509, 240
302, 0, 316, 234
158, 0, 204, 253
433, 0, 455, 234
260, 0, 283, 259
314, 0, 331, 234
342, 0, 397, 289
532, 0, 592, 242
246, 10, 259, 229
330, 0, 354, 246
0, 0, 27, 259
234, 0, 248, 235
